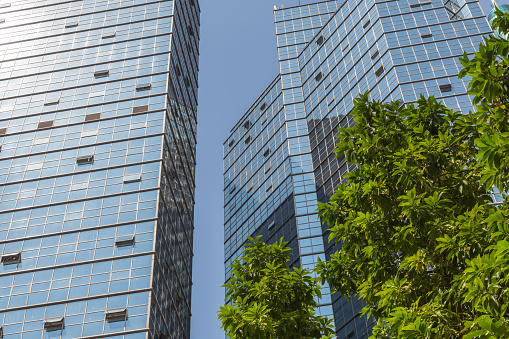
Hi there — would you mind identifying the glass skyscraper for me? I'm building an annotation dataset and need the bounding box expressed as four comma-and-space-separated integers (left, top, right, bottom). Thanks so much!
223, 0, 490, 337
0, 0, 199, 338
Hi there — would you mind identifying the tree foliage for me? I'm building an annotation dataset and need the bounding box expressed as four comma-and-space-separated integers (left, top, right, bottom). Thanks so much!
317, 8, 509, 338
218, 236, 334, 339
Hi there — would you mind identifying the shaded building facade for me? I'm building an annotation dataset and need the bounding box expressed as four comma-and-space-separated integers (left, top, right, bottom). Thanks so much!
224, 0, 491, 337
0, 0, 200, 338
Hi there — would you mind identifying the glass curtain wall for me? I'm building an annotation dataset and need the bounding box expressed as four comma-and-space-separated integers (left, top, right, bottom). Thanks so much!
225, 0, 491, 337
0, 0, 200, 338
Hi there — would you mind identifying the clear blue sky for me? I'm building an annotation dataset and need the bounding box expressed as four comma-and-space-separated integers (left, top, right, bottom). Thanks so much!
190, 0, 496, 338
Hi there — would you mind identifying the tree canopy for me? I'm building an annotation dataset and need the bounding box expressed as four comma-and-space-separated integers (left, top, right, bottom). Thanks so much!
218, 236, 335, 339
317, 7, 509, 339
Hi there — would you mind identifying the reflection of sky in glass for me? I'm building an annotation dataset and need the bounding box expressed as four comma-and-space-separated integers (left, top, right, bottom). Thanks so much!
224, 0, 492, 336
0, 0, 200, 338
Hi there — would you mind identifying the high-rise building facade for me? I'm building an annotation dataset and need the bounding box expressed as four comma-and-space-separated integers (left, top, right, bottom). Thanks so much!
0, 0, 199, 338
223, 0, 491, 337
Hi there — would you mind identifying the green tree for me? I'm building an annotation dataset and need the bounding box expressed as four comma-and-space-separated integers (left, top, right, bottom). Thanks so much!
316, 8, 509, 338
218, 236, 334, 339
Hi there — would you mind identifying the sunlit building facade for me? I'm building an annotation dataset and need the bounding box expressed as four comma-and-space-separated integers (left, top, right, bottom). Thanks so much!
223, 0, 491, 337
0, 0, 200, 338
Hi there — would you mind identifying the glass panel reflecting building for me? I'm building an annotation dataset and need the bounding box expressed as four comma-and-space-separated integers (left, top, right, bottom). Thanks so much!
223, 0, 490, 337
0, 0, 200, 338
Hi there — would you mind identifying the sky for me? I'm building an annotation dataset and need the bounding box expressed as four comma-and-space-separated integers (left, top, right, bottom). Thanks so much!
190, 0, 497, 338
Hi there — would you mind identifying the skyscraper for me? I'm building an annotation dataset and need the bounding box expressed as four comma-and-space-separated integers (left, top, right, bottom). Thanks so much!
223, 0, 491, 337
0, 0, 199, 338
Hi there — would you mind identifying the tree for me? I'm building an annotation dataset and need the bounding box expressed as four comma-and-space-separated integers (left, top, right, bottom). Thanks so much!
218, 236, 335, 339
316, 8, 509, 338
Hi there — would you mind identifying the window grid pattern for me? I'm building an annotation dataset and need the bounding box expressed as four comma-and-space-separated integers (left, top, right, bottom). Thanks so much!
223, 78, 296, 274
274, 1, 341, 320
297, 0, 489, 337
225, 0, 490, 337
0, 0, 201, 338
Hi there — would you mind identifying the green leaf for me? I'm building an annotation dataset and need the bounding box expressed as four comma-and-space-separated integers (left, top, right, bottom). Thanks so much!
218, 237, 334, 338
